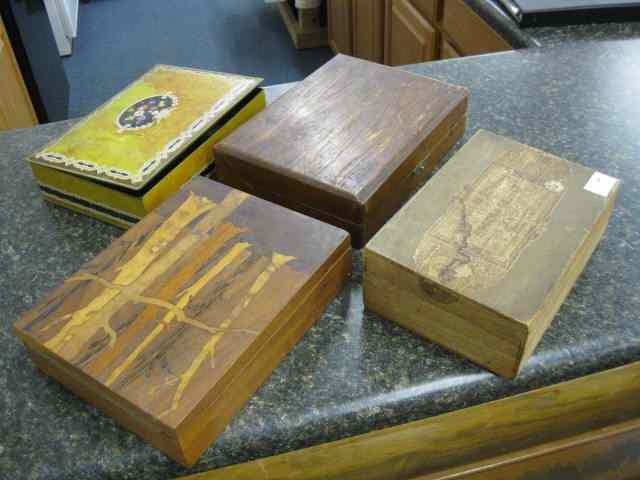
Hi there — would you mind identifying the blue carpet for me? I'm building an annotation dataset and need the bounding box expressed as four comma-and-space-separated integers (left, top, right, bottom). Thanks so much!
62, 0, 334, 117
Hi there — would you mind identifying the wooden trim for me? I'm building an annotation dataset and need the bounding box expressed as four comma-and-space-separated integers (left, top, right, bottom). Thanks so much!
416, 418, 640, 479
180, 361, 640, 479
0, 15, 38, 129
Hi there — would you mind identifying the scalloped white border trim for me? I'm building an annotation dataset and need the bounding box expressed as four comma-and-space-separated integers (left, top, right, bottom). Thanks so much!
36, 67, 256, 185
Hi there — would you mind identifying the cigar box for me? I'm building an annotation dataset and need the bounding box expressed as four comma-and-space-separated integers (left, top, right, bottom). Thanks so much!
213, 54, 468, 247
365, 130, 619, 378
14, 177, 351, 466
28, 65, 265, 228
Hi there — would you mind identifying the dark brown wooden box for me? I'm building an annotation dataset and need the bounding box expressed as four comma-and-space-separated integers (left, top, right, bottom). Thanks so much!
14, 177, 351, 466
365, 131, 619, 378
213, 54, 468, 247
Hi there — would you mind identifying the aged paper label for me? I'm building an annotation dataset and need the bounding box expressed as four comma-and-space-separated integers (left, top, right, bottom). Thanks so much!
414, 146, 570, 294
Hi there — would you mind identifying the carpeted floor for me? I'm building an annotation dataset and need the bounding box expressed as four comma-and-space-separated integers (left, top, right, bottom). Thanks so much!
62, 0, 333, 117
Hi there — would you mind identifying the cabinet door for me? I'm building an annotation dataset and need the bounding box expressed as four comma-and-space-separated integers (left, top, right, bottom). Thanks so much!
327, 0, 353, 55
0, 18, 37, 130
410, 0, 440, 23
353, 0, 385, 63
442, 0, 510, 56
441, 38, 461, 59
385, 0, 437, 66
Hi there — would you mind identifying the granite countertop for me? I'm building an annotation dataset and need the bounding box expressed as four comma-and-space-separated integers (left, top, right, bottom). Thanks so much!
464, 0, 640, 47
3, 40, 640, 479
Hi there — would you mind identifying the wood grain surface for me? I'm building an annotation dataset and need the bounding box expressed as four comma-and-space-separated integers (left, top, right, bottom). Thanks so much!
214, 54, 467, 247
366, 130, 619, 377
179, 361, 640, 480
14, 177, 350, 465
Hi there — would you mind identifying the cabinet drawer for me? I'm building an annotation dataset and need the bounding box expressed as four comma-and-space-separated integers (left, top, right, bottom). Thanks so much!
441, 38, 461, 59
442, 0, 510, 56
409, 0, 440, 23
385, 0, 438, 66
353, 0, 385, 63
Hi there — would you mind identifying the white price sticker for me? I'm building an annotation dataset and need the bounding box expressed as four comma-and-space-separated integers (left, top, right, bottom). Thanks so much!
584, 172, 618, 198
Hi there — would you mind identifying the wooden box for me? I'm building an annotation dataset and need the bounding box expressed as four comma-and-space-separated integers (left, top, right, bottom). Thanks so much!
365, 130, 619, 378
28, 65, 265, 228
213, 54, 469, 248
14, 177, 351, 466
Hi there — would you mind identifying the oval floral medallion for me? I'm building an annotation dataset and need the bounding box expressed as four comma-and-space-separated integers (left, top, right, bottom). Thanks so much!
116, 93, 178, 132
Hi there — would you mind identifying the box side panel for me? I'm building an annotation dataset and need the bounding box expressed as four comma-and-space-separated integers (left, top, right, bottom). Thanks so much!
39, 190, 135, 229
520, 185, 619, 368
364, 249, 527, 378
214, 150, 366, 245
360, 94, 467, 209
19, 337, 187, 464
31, 163, 146, 218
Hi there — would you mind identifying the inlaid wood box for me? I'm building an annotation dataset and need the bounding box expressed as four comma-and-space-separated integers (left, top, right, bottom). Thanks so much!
213, 54, 469, 248
28, 65, 265, 228
14, 177, 351, 466
365, 130, 619, 378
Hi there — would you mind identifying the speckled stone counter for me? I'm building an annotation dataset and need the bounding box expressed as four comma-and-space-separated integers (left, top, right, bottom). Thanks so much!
3, 40, 640, 479
527, 21, 640, 46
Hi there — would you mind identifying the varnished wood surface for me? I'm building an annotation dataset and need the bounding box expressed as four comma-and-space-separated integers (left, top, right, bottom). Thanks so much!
214, 54, 467, 247
178, 361, 640, 480
366, 130, 619, 377
14, 177, 350, 465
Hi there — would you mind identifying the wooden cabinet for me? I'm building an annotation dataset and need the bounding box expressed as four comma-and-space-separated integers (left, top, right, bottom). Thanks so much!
327, 0, 353, 55
442, 0, 511, 56
441, 38, 461, 59
0, 17, 37, 131
327, 0, 514, 66
410, 0, 440, 23
384, 0, 437, 66
352, 0, 385, 63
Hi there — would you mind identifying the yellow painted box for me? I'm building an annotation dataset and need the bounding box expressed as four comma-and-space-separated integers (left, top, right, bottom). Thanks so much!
28, 65, 265, 228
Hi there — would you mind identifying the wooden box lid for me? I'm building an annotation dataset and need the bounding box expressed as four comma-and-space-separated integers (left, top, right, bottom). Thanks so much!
365, 130, 619, 378
29, 65, 262, 192
14, 177, 351, 465
214, 54, 468, 247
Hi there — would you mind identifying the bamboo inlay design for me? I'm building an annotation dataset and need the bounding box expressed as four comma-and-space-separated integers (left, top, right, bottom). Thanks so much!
414, 147, 570, 293
27, 189, 303, 423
